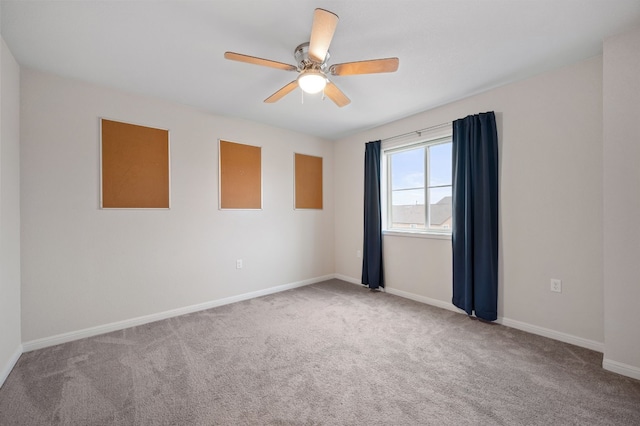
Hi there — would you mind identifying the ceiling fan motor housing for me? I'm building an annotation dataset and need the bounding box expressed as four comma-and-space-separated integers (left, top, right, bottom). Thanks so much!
294, 42, 330, 72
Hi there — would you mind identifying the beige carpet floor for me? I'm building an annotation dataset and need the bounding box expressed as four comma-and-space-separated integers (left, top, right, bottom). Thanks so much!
1, 279, 639, 425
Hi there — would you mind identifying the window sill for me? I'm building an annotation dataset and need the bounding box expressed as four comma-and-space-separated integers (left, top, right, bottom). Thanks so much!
382, 230, 451, 240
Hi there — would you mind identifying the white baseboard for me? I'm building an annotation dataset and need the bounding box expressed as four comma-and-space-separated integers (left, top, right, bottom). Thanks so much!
495, 317, 604, 353
333, 274, 362, 286
603, 358, 640, 381
23, 274, 334, 352
385, 287, 466, 314
334, 274, 396, 292
380, 286, 604, 353
0, 345, 23, 388
18, 274, 612, 375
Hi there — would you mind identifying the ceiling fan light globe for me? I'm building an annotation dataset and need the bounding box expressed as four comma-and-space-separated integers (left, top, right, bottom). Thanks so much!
297, 71, 327, 94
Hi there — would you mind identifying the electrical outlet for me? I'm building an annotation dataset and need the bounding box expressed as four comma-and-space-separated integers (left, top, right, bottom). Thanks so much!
357, 250, 362, 258
550, 278, 562, 293
236, 259, 243, 269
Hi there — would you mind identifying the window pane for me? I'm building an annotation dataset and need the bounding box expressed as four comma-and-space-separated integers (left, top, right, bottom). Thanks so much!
390, 147, 426, 230
391, 147, 425, 190
429, 187, 452, 230
428, 142, 452, 187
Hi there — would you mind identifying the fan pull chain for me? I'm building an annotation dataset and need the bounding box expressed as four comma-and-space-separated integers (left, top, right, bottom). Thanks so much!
301, 90, 304, 104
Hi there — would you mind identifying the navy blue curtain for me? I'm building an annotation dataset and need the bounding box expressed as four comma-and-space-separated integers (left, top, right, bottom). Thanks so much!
452, 112, 498, 321
362, 140, 384, 289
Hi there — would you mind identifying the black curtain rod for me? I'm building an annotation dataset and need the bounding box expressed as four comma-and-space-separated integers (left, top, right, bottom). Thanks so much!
380, 121, 452, 143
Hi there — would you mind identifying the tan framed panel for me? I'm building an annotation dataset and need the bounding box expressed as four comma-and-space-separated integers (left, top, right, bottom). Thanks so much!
219, 140, 262, 209
100, 118, 170, 209
294, 153, 323, 209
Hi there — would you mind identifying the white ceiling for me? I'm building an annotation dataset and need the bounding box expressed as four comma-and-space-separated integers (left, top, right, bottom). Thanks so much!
2, 1, 640, 140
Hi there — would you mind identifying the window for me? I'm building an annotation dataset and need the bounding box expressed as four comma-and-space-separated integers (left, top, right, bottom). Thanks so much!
382, 131, 452, 235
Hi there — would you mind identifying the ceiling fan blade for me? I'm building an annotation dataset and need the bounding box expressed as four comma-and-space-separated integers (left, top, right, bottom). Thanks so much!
324, 82, 350, 107
224, 52, 297, 71
264, 81, 299, 103
330, 58, 399, 76
308, 8, 339, 63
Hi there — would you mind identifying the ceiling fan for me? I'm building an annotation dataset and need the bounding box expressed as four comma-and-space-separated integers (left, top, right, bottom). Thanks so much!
224, 8, 399, 107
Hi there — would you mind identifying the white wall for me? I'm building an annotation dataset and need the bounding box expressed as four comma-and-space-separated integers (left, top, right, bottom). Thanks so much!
20, 69, 334, 343
0, 37, 22, 386
335, 56, 604, 349
603, 26, 640, 380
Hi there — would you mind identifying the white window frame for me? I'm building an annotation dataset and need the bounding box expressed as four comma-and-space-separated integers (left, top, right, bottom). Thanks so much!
381, 125, 453, 239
